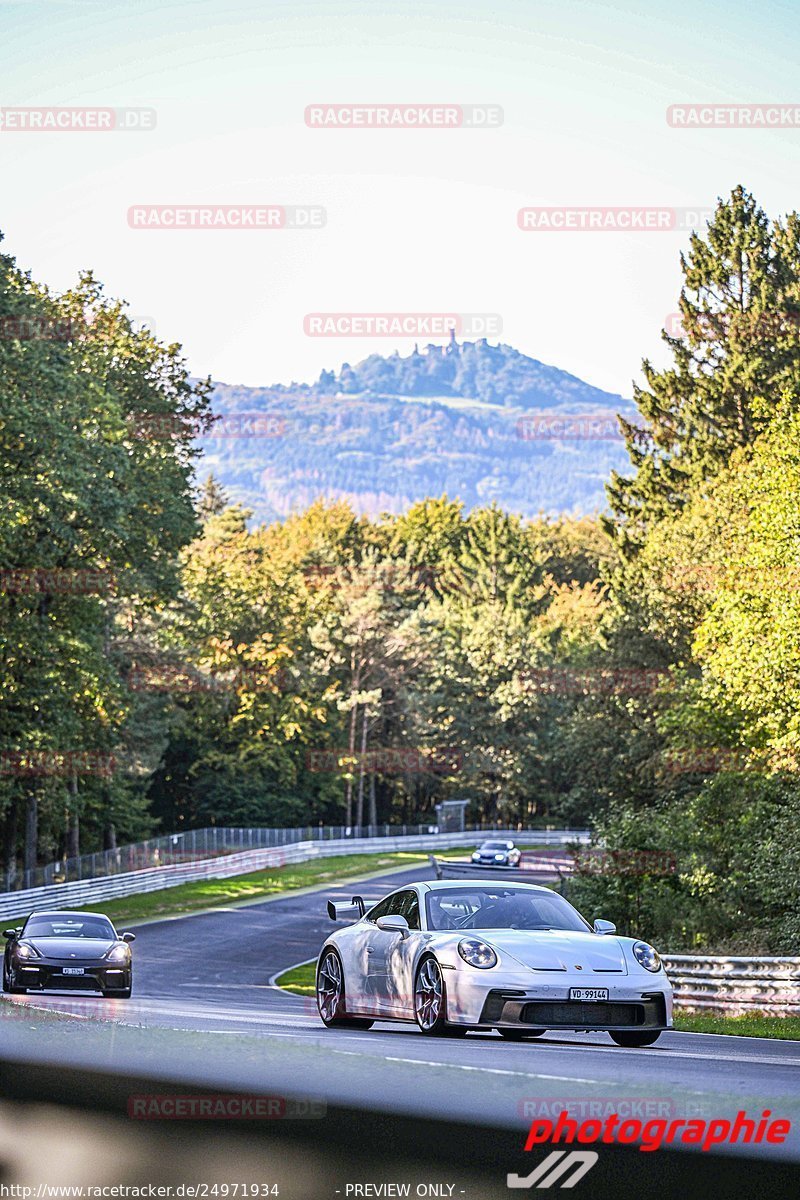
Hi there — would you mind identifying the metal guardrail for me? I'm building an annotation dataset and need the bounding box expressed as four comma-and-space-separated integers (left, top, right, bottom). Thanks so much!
664, 954, 800, 1017
427, 869, 800, 1017
431, 851, 575, 883
6, 823, 443, 891
0, 829, 590, 922
7, 823, 589, 891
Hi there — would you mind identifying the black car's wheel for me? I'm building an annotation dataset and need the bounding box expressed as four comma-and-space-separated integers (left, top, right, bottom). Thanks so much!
498, 1028, 545, 1040
609, 1030, 662, 1048
316, 949, 373, 1030
3, 962, 24, 994
414, 956, 464, 1036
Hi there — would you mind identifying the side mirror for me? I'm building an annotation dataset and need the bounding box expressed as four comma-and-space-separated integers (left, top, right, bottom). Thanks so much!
3, 929, 18, 939
593, 919, 617, 936
121, 932, 136, 943
376, 915, 410, 937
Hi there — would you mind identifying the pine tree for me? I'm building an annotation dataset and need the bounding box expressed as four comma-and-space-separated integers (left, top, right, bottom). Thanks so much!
197, 473, 229, 521
605, 186, 800, 559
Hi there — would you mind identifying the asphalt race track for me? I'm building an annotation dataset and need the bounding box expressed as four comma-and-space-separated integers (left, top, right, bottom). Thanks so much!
2, 862, 800, 1161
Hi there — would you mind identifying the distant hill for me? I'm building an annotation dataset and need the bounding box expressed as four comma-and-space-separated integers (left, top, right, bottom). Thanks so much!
200, 337, 637, 523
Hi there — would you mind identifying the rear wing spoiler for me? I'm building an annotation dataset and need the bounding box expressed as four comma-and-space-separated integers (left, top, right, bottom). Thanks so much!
327, 895, 366, 921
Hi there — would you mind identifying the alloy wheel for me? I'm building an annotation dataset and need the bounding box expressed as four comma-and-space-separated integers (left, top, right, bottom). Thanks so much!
317, 951, 343, 1023
415, 958, 443, 1031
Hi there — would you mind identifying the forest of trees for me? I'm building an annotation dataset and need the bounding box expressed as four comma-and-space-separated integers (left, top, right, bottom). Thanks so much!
315, 334, 626, 408
204, 341, 635, 525
3, 185, 800, 953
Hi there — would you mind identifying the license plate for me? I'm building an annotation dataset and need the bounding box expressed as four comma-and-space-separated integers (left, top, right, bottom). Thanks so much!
62, 967, 85, 976
569, 987, 608, 1001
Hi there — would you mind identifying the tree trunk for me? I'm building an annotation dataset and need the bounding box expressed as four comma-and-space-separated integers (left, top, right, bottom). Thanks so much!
67, 774, 80, 859
2, 801, 18, 889
24, 790, 38, 880
356, 706, 368, 827
368, 770, 377, 827
103, 822, 117, 851
25, 593, 49, 882
345, 699, 358, 827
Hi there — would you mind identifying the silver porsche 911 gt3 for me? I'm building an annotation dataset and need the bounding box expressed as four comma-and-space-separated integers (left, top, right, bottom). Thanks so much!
316, 879, 672, 1045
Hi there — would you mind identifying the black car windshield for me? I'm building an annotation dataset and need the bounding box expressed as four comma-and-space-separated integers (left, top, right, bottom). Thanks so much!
425, 887, 590, 932
24, 916, 115, 940
480, 842, 512, 850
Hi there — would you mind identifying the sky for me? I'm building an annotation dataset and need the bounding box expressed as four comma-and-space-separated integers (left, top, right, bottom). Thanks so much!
1, 0, 800, 396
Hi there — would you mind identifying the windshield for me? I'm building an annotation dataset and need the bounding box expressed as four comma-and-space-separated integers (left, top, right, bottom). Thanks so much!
24, 916, 116, 940
425, 887, 591, 932
480, 842, 512, 851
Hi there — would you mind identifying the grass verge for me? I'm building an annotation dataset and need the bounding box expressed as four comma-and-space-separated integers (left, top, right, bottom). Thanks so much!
0, 850, 435, 934
5, 840, 566, 933
673, 1012, 800, 1040
0, 840, 557, 942
275, 960, 316, 996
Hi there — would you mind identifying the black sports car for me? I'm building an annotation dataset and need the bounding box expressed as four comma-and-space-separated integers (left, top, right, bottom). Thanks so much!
3, 910, 135, 997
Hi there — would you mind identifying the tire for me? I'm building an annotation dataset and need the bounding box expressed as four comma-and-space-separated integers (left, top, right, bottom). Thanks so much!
414, 956, 462, 1037
609, 1030, 662, 1048
316, 948, 374, 1030
3, 963, 24, 994
107, 987, 132, 999
498, 1028, 545, 1040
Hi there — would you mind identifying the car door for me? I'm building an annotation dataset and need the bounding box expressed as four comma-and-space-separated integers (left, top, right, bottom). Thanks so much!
367, 889, 421, 1015
359, 891, 406, 1015
382, 890, 421, 1015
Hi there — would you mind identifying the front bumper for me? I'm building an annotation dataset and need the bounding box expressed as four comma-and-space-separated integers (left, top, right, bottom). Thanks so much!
441, 967, 673, 1030
479, 989, 668, 1030
13, 959, 131, 994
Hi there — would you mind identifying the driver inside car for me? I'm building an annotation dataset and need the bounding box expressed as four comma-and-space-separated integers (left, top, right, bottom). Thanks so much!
470, 894, 543, 930
428, 895, 460, 929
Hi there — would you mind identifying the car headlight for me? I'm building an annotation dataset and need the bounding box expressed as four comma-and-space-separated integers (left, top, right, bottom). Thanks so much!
458, 938, 498, 969
633, 941, 662, 972
494, 853, 505, 861
471, 852, 480, 861
15, 942, 39, 959
105, 944, 130, 963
